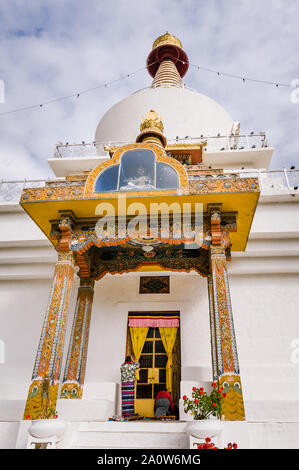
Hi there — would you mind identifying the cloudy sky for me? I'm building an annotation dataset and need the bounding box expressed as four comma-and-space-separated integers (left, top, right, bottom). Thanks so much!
0, 0, 298, 179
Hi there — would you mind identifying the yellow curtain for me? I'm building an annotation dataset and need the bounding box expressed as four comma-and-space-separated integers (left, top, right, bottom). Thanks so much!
129, 327, 149, 380
159, 327, 178, 393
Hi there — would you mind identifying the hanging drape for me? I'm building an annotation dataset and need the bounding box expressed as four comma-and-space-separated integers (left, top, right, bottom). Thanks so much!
129, 327, 149, 381
128, 312, 179, 328
159, 327, 178, 393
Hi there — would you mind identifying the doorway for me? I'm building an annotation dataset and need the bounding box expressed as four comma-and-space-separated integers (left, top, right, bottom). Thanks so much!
126, 313, 181, 418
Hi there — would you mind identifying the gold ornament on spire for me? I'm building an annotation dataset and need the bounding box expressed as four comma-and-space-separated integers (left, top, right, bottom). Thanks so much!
136, 109, 166, 147
152, 31, 182, 50
140, 109, 164, 133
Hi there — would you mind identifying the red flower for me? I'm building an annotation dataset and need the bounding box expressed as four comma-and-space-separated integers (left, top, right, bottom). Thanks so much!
192, 387, 197, 391
183, 395, 187, 400
25, 415, 31, 420
212, 402, 217, 407
199, 387, 204, 391
222, 393, 227, 398
211, 382, 217, 388
233, 442, 238, 449
217, 389, 222, 393
205, 437, 211, 443
194, 399, 199, 404
200, 390, 204, 395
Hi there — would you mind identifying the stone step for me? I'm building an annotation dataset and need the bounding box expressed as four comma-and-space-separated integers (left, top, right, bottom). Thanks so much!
71, 421, 189, 449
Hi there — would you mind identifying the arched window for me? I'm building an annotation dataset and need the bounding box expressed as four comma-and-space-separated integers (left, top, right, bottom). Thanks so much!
94, 165, 119, 192
156, 162, 179, 189
94, 149, 179, 192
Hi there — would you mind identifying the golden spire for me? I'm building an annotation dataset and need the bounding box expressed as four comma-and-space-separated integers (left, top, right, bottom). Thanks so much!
136, 109, 166, 147
140, 109, 164, 133
152, 31, 183, 50
146, 32, 189, 87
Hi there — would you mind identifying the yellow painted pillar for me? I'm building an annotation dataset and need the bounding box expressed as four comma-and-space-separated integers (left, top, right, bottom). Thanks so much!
60, 278, 95, 398
23, 251, 75, 420
209, 246, 245, 420
207, 274, 218, 382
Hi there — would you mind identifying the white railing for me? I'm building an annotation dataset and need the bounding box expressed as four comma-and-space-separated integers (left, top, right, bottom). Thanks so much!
0, 170, 298, 204
0, 178, 65, 203
53, 133, 269, 159
241, 169, 299, 193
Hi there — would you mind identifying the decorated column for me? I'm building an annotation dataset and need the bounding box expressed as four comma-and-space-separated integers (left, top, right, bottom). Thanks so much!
207, 204, 245, 420
60, 278, 95, 398
23, 251, 75, 420
207, 275, 218, 382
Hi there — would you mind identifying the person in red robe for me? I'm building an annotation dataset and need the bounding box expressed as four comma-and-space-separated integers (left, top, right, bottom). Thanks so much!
154, 390, 174, 418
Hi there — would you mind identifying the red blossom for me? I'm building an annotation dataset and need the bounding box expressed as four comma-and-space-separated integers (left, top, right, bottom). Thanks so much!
211, 382, 217, 388
222, 393, 227, 398
183, 395, 187, 400
233, 443, 238, 449
194, 399, 199, 404
192, 387, 197, 391
212, 403, 217, 407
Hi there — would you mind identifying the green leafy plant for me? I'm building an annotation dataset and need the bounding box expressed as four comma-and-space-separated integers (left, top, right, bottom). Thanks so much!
183, 382, 226, 420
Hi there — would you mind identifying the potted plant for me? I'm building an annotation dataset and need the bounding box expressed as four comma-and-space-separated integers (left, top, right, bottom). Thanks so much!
197, 438, 238, 449
183, 382, 226, 439
27, 376, 65, 440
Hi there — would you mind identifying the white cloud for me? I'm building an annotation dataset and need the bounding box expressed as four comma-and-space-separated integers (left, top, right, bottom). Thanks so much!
0, 0, 298, 180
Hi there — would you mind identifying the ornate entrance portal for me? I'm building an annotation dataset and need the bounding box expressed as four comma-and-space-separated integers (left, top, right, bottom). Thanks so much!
20, 100, 258, 422
126, 313, 181, 418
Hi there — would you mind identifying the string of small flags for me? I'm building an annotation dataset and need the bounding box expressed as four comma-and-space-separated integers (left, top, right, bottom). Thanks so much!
0, 58, 295, 117
0, 60, 159, 117
177, 58, 292, 88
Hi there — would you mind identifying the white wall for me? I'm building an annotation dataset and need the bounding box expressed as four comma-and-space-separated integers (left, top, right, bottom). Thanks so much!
228, 272, 299, 421
0, 277, 79, 400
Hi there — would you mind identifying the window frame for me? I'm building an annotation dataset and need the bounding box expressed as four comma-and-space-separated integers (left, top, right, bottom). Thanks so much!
95, 147, 179, 193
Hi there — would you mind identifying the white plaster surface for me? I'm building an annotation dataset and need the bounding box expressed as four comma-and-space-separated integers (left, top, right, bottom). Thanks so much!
95, 87, 234, 145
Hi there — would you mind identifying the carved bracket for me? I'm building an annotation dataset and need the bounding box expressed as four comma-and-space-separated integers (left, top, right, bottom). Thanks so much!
208, 203, 222, 246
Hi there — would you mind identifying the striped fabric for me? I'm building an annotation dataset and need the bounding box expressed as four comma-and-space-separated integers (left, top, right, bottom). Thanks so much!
128, 311, 180, 328
121, 382, 135, 417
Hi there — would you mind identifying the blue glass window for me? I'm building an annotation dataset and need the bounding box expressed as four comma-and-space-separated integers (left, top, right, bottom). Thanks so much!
156, 162, 179, 189
94, 165, 119, 192
94, 149, 179, 192
119, 149, 155, 191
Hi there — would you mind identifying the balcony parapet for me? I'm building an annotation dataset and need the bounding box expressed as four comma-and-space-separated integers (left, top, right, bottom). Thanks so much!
1, 170, 299, 205
53, 133, 270, 160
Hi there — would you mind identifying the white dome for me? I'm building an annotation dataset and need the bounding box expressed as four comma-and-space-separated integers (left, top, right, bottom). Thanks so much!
95, 86, 234, 144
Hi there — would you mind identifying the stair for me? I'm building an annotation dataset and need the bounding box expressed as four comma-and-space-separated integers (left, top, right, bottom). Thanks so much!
71, 421, 189, 449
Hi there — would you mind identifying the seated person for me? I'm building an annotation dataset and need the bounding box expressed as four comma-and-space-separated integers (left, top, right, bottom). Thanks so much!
154, 390, 174, 418
119, 165, 155, 190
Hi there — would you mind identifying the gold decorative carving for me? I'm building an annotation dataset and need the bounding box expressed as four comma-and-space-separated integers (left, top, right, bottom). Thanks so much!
84, 142, 188, 198
152, 32, 182, 50
23, 252, 75, 419
140, 109, 164, 133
